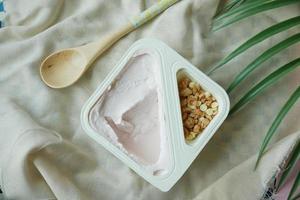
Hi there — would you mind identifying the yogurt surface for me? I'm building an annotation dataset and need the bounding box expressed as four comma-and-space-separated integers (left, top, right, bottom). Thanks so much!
89, 49, 170, 175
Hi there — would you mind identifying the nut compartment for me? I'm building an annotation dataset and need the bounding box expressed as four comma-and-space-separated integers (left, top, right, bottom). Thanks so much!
177, 70, 219, 144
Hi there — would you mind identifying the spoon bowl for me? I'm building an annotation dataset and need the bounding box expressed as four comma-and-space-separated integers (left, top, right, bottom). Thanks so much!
40, 49, 88, 88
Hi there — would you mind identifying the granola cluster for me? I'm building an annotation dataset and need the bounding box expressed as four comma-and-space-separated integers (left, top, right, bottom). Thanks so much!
178, 76, 218, 141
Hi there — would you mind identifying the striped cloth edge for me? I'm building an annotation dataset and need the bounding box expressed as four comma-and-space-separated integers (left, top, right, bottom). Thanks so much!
0, 0, 5, 28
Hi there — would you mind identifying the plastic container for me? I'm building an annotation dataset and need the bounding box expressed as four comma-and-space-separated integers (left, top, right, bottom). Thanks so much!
81, 38, 230, 192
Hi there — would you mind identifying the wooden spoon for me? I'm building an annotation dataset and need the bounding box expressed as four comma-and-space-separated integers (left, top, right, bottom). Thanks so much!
40, 0, 179, 89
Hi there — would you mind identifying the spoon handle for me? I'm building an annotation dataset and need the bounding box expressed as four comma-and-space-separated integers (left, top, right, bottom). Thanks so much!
129, 0, 179, 28
80, 0, 180, 63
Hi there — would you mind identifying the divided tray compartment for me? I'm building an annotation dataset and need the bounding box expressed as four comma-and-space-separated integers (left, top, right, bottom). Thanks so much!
175, 69, 221, 145
169, 62, 230, 157
81, 38, 230, 192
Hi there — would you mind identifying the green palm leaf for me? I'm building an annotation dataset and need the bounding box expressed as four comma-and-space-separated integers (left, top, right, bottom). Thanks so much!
223, 0, 245, 10
213, 0, 300, 31
288, 171, 300, 200
229, 58, 300, 115
213, 1, 300, 199
215, 0, 249, 17
278, 141, 300, 190
208, 16, 300, 74
224, 0, 246, 8
227, 33, 300, 93
214, 0, 295, 21
255, 86, 300, 169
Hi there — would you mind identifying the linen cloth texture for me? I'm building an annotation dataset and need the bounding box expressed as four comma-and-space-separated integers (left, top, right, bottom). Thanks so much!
0, 0, 299, 199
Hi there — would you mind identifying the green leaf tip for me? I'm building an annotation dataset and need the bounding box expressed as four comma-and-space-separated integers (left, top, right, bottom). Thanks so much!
212, 0, 300, 31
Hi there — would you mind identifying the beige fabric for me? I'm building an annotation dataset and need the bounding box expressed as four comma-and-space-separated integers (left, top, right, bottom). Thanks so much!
0, 0, 299, 199
194, 133, 299, 200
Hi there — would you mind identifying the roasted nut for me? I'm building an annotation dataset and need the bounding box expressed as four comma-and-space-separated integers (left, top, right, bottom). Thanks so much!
193, 124, 201, 133
187, 96, 197, 106
206, 108, 213, 116
184, 117, 194, 129
184, 128, 189, 136
189, 82, 196, 89
200, 104, 207, 112
205, 114, 212, 121
204, 91, 211, 98
182, 107, 192, 113
188, 104, 196, 110
198, 93, 205, 99
189, 113, 196, 118
192, 89, 198, 95
201, 118, 210, 128
194, 108, 202, 116
211, 102, 218, 108
181, 98, 188, 107
180, 88, 193, 96
205, 100, 212, 106
186, 134, 195, 141
212, 108, 218, 115
196, 101, 202, 107
179, 78, 190, 89
189, 81, 201, 94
